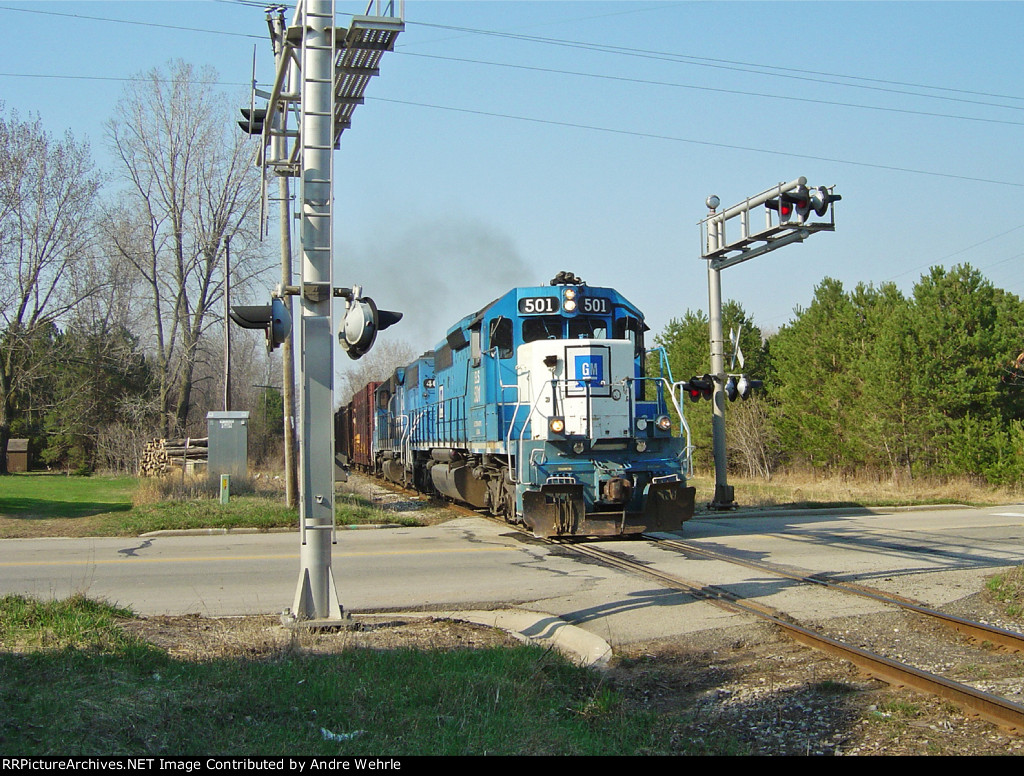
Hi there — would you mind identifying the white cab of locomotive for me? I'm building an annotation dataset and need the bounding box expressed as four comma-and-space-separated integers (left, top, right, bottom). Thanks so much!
516, 338, 636, 441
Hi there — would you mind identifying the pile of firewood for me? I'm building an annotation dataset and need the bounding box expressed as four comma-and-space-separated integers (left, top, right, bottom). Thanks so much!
138, 437, 209, 476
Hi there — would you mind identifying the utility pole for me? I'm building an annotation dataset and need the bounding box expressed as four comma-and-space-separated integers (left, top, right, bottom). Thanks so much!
698, 178, 841, 509
223, 235, 232, 412
267, 7, 298, 510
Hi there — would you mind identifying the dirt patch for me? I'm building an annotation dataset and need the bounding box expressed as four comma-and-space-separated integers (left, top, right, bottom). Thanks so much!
338, 477, 460, 527
120, 612, 519, 662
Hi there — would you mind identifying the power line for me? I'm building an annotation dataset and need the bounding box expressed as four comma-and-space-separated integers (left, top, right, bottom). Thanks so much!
407, 21, 1024, 111
0, 3, 263, 39
7, 2, 1017, 114
884, 223, 1024, 282
370, 96, 1024, 189
399, 51, 1024, 128
2, 5, 1019, 189
0, 72, 250, 87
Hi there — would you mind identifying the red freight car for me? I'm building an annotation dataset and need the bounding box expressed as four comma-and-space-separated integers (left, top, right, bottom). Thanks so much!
348, 381, 379, 471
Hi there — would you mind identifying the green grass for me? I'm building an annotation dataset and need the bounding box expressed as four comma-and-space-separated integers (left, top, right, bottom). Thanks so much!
0, 595, 728, 756
0, 474, 419, 538
986, 565, 1024, 618
0, 473, 135, 519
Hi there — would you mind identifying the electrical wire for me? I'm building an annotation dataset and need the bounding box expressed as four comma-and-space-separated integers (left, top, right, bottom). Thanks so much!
0, 3, 264, 38
369, 95, 1024, 189
399, 51, 1024, 128
407, 21, 1024, 110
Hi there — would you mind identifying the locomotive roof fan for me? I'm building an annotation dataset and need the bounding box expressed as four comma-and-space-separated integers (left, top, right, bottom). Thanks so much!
339, 286, 403, 360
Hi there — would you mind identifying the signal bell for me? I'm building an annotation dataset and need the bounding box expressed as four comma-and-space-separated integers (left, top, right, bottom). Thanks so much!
809, 186, 841, 217
736, 375, 763, 400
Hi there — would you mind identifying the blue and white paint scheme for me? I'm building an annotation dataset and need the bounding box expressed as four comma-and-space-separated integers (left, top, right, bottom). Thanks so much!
370, 273, 695, 537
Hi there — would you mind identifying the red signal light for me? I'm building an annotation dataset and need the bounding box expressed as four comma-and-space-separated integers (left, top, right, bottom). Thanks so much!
766, 197, 795, 222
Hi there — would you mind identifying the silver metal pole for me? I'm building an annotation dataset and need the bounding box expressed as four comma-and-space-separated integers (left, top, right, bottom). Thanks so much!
292, 0, 342, 620
705, 197, 734, 509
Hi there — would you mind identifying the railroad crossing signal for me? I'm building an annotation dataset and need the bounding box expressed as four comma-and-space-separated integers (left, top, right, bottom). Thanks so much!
725, 374, 763, 401
685, 375, 714, 402
765, 184, 841, 225
238, 106, 267, 135
765, 193, 796, 222
700, 176, 839, 510
229, 297, 291, 354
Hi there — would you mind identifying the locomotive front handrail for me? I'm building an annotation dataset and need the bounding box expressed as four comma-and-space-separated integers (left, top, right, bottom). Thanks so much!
667, 378, 695, 475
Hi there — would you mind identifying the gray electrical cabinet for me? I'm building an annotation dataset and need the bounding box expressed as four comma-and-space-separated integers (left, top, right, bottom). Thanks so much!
207, 410, 250, 483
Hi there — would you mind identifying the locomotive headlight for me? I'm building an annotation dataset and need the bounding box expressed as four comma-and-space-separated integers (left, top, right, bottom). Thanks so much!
635, 417, 648, 432
563, 299, 577, 312
549, 417, 565, 435
656, 415, 672, 432
564, 289, 576, 300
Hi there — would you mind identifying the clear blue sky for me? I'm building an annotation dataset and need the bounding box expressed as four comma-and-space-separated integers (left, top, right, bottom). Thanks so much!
4, 0, 1023, 364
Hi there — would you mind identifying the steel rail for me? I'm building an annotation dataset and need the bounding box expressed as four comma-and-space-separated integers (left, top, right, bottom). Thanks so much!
348, 477, 1024, 732
555, 540, 1024, 735
653, 537, 1024, 654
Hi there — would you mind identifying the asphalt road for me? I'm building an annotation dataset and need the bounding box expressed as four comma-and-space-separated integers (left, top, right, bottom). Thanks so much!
2, 505, 1023, 647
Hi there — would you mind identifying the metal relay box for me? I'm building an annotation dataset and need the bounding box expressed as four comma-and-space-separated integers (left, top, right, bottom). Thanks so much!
206, 411, 250, 483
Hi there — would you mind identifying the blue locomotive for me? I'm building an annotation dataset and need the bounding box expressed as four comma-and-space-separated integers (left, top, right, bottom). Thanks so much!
339, 272, 696, 537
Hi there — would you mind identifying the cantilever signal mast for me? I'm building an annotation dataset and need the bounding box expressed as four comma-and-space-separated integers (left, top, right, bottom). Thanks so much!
242, 0, 404, 621
698, 178, 840, 510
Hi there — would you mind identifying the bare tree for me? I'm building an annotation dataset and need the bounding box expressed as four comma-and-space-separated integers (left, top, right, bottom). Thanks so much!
0, 109, 102, 473
728, 397, 780, 480
104, 60, 265, 437
337, 339, 420, 405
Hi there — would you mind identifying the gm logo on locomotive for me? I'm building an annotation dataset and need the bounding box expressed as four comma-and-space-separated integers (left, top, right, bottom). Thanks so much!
574, 354, 604, 387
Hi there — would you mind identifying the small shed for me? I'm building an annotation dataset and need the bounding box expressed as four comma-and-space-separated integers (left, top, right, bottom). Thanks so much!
7, 439, 29, 472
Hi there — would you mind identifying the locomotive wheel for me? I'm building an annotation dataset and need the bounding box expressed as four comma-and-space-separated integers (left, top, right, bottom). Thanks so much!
487, 469, 516, 522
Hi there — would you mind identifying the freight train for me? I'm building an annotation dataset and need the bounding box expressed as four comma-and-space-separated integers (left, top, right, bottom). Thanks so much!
335, 273, 696, 537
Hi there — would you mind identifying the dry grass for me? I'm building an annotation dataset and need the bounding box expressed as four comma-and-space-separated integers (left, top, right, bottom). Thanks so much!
132, 470, 286, 505
690, 470, 1024, 512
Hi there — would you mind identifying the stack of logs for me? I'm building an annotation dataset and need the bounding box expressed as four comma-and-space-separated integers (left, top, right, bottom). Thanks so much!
138, 437, 209, 476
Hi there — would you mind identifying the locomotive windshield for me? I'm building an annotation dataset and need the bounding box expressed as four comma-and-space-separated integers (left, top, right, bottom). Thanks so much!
522, 316, 610, 343
569, 318, 607, 339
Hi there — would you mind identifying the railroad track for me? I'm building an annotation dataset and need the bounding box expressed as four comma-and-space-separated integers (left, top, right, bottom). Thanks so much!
653, 536, 1024, 653
349, 475, 1024, 734
553, 535, 1024, 735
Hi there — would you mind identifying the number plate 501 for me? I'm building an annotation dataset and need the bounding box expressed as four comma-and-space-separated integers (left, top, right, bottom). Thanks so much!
518, 297, 559, 314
